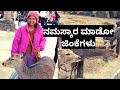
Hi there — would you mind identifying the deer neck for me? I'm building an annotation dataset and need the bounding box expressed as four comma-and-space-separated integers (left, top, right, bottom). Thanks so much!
87, 49, 107, 57
71, 49, 107, 57
14, 59, 31, 78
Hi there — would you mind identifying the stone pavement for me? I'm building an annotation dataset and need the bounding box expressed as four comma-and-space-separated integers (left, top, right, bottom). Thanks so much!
0, 21, 58, 79
0, 31, 15, 79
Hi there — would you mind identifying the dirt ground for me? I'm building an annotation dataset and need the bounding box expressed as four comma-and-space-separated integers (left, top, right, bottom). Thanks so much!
1, 11, 120, 79
58, 11, 120, 79
0, 31, 15, 79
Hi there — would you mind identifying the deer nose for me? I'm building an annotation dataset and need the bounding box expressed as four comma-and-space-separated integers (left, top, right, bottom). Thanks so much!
116, 54, 118, 58
2, 62, 4, 66
78, 56, 81, 59
2, 62, 6, 66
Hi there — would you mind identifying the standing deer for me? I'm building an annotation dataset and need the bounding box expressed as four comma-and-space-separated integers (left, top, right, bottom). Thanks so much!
2, 53, 55, 79
58, 49, 81, 79
58, 44, 118, 78
70, 44, 118, 78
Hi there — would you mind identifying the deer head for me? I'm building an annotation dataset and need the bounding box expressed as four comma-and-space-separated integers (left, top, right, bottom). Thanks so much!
2, 53, 24, 68
58, 49, 81, 65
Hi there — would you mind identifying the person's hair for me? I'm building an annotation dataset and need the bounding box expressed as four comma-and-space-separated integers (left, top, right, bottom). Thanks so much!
34, 24, 37, 28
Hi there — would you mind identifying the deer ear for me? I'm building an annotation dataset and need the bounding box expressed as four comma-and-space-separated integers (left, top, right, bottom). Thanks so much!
96, 45, 106, 49
11, 54, 17, 58
11, 54, 14, 57
19, 53, 24, 59
109, 44, 116, 49
108, 49, 114, 53
15, 54, 19, 58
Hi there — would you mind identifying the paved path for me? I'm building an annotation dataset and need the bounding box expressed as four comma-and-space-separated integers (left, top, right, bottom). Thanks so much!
0, 21, 58, 79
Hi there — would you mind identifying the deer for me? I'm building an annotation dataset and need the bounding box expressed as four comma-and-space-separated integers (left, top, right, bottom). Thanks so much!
58, 49, 81, 79
2, 53, 55, 79
58, 44, 118, 79
70, 44, 118, 78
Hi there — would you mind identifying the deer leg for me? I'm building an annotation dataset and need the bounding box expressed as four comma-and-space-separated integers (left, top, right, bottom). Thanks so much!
73, 62, 76, 79
73, 62, 78, 79
103, 40, 109, 62
69, 62, 77, 79
116, 40, 120, 55
70, 62, 74, 79
58, 37, 62, 49
74, 62, 78, 79
77, 57, 84, 78
103, 56, 108, 62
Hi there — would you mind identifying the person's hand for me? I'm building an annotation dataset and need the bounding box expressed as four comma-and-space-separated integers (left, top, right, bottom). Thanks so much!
34, 47, 40, 54
34, 47, 41, 60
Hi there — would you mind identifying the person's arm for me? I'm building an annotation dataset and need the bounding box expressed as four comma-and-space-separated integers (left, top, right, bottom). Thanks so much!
110, 38, 116, 45
110, 27, 120, 44
11, 27, 22, 55
55, 11, 60, 22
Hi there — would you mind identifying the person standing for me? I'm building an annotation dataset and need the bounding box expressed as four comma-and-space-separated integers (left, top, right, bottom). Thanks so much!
47, 11, 58, 25
39, 11, 49, 26
54, 11, 60, 23
18, 12, 22, 26
110, 21, 120, 55
11, 11, 46, 67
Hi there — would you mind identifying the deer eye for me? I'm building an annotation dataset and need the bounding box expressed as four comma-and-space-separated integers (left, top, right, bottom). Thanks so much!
109, 49, 114, 53
66, 53, 70, 55
11, 58, 14, 60
111, 50, 114, 53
